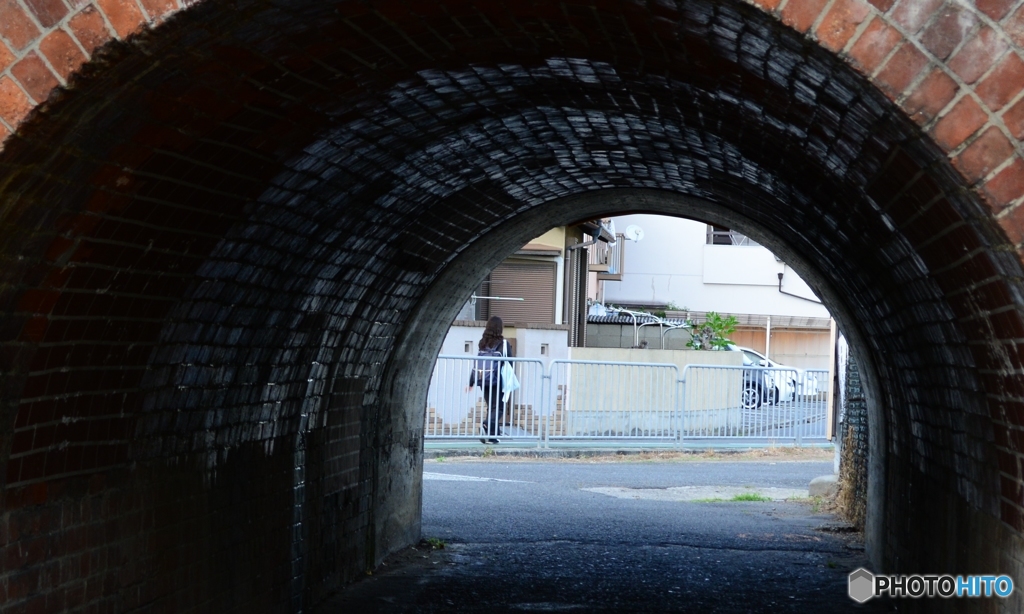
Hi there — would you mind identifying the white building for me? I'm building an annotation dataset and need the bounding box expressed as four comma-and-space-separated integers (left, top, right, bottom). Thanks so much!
602, 215, 833, 370
603, 214, 828, 318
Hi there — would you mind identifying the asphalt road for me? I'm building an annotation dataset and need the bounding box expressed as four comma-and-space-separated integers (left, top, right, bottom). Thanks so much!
423, 460, 835, 550
322, 460, 894, 613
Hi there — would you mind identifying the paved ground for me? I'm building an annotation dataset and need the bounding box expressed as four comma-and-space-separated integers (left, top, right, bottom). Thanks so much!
319, 459, 894, 613
422, 441, 836, 455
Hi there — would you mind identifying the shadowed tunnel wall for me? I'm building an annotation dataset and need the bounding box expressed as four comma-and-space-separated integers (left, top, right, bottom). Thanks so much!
1, 0, 1024, 611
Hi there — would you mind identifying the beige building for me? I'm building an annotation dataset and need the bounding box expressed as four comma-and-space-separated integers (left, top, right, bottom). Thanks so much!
445, 220, 619, 356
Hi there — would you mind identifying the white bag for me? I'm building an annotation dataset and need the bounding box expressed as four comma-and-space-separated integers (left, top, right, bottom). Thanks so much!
500, 341, 520, 402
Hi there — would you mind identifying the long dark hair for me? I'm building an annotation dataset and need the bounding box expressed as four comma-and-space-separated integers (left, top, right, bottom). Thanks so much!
479, 316, 504, 350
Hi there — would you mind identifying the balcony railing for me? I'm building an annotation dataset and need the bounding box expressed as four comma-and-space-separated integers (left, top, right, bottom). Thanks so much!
706, 227, 760, 246
588, 233, 625, 279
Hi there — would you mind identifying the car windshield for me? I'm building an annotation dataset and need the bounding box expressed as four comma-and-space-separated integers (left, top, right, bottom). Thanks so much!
741, 350, 761, 366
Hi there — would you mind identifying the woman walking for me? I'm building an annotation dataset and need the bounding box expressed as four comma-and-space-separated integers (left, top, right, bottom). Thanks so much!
467, 316, 514, 444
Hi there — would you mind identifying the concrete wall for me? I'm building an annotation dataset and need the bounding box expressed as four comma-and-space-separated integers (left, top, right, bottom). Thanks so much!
437, 322, 487, 357
438, 322, 569, 366
730, 328, 833, 370
586, 322, 693, 349
515, 327, 570, 367
562, 348, 744, 432
568, 347, 741, 368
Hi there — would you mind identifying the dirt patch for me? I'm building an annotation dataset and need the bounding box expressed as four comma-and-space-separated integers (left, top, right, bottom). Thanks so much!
583, 484, 808, 501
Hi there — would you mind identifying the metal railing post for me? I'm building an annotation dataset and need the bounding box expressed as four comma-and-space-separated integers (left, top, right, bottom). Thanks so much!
540, 366, 550, 449
678, 366, 689, 450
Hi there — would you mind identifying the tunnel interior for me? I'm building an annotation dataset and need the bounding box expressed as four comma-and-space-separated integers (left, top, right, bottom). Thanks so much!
1, 0, 1023, 610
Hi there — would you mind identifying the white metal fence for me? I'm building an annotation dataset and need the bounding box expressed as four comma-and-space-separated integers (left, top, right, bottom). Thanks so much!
549, 360, 681, 440
679, 365, 828, 445
425, 356, 547, 440
424, 356, 830, 446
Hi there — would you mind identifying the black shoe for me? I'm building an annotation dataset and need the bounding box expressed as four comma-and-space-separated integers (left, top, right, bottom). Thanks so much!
488, 438, 499, 444
480, 438, 489, 444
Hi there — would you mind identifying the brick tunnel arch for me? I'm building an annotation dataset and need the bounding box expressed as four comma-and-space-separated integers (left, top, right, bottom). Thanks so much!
1, 0, 1024, 611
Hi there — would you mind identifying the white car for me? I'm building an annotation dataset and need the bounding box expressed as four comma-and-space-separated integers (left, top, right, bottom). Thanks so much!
727, 345, 811, 408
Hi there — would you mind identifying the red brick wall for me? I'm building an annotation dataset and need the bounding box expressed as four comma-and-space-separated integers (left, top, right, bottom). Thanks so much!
764, 0, 1024, 260
0, 0, 181, 143
0, 0, 1018, 234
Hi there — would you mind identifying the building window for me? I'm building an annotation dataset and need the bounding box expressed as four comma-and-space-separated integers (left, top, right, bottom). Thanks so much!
706, 225, 760, 246
476, 262, 557, 324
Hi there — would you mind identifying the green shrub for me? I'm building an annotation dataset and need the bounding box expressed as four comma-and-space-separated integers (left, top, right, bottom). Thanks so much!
685, 311, 739, 350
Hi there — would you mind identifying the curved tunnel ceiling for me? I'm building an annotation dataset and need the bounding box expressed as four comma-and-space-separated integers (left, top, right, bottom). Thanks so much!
0, 0, 1022, 599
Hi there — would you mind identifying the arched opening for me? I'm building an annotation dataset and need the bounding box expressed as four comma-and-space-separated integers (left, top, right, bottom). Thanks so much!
0, 0, 1020, 610
390, 185, 918, 562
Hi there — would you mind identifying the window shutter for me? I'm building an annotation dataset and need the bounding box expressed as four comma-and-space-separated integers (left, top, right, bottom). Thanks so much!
488, 262, 556, 324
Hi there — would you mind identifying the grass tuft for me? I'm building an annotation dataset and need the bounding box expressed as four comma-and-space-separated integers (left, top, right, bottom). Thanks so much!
731, 492, 771, 502
424, 537, 446, 550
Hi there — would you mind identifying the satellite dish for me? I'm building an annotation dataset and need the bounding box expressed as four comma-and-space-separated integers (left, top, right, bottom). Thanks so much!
625, 225, 644, 242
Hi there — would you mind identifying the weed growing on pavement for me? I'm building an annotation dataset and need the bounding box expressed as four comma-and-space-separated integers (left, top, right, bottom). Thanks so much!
731, 493, 771, 502
435, 456, 446, 463
692, 493, 772, 503
482, 447, 495, 458
788, 495, 832, 512
423, 537, 446, 550
809, 495, 828, 512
